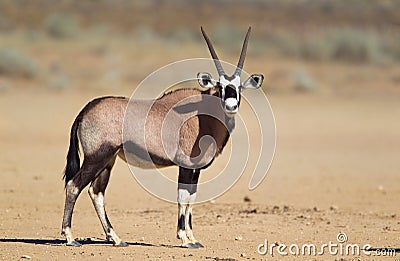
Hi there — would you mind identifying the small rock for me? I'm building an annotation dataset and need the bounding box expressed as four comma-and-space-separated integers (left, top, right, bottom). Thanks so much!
383, 226, 391, 231
235, 235, 243, 241
141, 237, 145, 241
313, 207, 319, 212
283, 205, 289, 212
243, 196, 251, 202
330, 205, 339, 211
240, 253, 246, 258
239, 209, 257, 214
21, 255, 31, 259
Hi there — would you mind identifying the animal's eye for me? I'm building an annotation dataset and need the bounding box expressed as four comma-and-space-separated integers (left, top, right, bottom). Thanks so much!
202, 77, 210, 85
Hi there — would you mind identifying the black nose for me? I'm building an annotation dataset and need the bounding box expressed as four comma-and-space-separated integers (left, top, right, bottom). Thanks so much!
226, 103, 238, 111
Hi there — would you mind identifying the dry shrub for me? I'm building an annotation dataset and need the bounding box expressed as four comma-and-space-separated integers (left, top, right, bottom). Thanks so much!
45, 14, 80, 39
0, 49, 39, 78
292, 69, 315, 92
328, 29, 383, 63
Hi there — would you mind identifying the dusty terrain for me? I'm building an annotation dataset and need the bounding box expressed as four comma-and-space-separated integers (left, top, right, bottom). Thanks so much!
1, 73, 399, 260
0, 1, 400, 259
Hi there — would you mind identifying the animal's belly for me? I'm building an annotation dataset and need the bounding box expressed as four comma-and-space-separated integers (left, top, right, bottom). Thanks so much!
118, 150, 173, 169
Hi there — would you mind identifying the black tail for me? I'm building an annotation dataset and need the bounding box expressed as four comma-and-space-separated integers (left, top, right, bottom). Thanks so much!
63, 117, 81, 187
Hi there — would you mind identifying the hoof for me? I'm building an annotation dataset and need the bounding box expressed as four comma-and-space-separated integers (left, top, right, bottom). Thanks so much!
66, 240, 82, 247
114, 241, 129, 247
182, 242, 204, 249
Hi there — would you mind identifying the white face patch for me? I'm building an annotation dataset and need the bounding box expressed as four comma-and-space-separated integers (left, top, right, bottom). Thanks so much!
219, 75, 241, 88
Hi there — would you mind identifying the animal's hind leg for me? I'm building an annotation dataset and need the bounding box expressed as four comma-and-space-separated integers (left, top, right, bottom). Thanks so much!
88, 158, 128, 247
61, 160, 105, 246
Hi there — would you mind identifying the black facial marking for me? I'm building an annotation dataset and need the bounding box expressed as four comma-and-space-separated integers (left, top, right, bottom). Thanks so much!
224, 75, 236, 81
178, 214, 185, 230
189, 213, 192, 229
224, 85, 237, 99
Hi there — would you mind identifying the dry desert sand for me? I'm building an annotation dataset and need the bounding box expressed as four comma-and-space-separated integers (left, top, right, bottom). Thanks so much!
1, 71, 399, 260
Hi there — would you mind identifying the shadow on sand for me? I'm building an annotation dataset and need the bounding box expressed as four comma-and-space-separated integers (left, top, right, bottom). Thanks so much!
0, 238, 180, 248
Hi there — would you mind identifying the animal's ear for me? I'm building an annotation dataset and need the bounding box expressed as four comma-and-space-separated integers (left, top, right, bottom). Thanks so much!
241, 74, 264, 89
197, 72, 217, 88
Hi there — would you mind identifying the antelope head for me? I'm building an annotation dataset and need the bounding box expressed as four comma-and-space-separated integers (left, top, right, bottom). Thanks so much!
198, 26, 264, 116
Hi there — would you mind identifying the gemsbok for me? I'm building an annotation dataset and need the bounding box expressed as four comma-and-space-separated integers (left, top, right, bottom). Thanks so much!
61, 26, 264, 248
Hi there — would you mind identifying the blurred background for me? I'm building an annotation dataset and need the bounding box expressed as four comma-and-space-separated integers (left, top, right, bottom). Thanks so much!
0, 0, 399, 93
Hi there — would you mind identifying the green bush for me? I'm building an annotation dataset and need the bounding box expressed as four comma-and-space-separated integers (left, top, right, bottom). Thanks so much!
292, 69, 315, 92
45, 14, 79, 39
0, 49, 39, 78
261, 28, 394, 64
299, 37, 331, 61
328, 29, 382, 63
213, 24, 247, 52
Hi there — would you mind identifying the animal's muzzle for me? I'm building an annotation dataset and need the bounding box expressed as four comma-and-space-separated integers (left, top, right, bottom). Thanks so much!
224, 98, 238, 114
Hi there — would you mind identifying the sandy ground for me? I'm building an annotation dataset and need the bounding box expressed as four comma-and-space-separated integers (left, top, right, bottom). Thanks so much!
0, 82, 399, 260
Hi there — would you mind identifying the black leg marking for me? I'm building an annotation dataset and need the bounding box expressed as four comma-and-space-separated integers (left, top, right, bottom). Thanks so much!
188, 213, 192, 230
178, 214, 185, 230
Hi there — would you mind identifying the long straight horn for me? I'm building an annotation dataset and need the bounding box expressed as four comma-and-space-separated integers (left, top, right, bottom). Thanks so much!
201, 26, 225, 76
234, 26, 251, 76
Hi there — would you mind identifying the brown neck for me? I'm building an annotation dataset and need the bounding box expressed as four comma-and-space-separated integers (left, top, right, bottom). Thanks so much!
200, 88, 235, 155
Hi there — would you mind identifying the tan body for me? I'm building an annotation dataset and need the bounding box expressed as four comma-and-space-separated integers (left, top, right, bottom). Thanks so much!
61, 88, 231, 247
61, 26, 263, 248
78, 88, 230, 168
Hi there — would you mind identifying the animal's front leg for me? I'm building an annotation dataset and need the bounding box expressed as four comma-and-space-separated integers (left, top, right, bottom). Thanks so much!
177, 168, 203, 248
184, 188, 203, 248
177, 187, 190, 246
